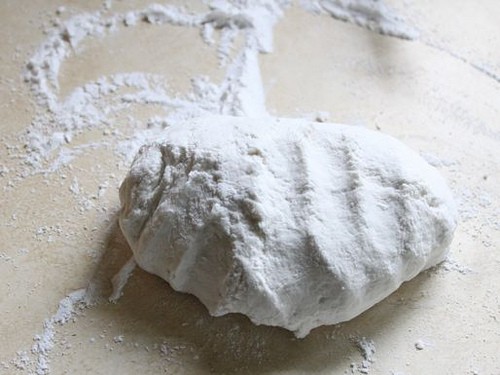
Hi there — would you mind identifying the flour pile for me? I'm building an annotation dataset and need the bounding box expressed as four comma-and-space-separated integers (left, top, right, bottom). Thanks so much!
118, 116, 457, 338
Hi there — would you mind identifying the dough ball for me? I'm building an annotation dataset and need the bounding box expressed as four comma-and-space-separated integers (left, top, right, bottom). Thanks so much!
119, 116, 457, 338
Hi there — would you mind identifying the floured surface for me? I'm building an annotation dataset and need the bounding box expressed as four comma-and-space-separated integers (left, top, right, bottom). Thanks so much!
119, 116, 457, 338
0, 1, 499, 374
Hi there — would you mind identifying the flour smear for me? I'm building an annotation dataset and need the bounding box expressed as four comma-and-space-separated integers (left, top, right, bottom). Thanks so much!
15, 1, 434, 374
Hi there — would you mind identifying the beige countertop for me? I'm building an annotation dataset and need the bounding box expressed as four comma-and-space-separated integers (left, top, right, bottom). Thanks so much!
1, 1, 499, 374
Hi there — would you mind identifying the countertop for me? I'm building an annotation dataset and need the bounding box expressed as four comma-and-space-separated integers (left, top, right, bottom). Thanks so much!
1, 1, 499, 374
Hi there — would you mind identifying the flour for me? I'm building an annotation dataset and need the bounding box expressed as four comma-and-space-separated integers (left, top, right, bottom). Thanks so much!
109, 257, 137, 303
420, 152, 457, 168
301, 0, 419, 40
21, 0, 417, 171
351, 336, 376, 373
14, 0, 459, 372
15, 289, 89, 375
21, 2, 285, 169
118, 116, 457, 338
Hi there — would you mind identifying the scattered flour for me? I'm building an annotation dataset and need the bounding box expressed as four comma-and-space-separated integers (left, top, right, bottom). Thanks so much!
350, 336, 376, 374
10, 0, 466, 372
21, 1, 286, 170
12, 289, 89, 375
420, 152, 457, 168
113, 335, 125, 344
109, 257, 137, 303
20, 0, 417, 172
299, 0, 418, 40
12, 351, 31, 370
441, 258, 473, 275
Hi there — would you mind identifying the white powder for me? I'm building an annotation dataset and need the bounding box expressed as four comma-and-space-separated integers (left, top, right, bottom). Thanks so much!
109, 257, 137, 303
21, 1, 287, 170
27, 289, 88, 375
14, 0, 459, 371
351, 336, 376, 373
118, 116, 458, 338
21, 0, 417, 171
300, 0, 419, 40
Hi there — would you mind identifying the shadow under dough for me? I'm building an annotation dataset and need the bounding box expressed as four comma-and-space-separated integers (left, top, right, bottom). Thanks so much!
87, 216, 434, 374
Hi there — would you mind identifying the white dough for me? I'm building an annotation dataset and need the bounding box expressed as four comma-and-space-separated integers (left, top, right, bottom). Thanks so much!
118, 115, 458, 338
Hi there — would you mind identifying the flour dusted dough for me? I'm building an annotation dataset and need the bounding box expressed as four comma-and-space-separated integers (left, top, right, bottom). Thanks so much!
119, 116, 457, 338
